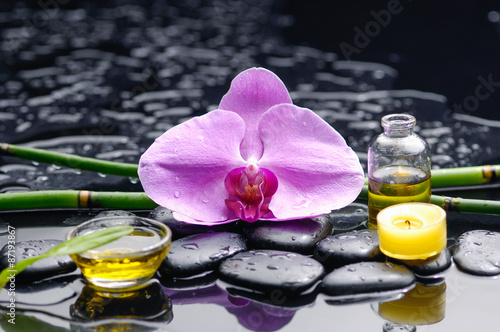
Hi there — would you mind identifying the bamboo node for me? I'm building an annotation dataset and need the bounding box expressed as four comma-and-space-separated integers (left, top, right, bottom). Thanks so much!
78, 190, 91, 208
0, 143, 10, 153
483, 165, 494, 182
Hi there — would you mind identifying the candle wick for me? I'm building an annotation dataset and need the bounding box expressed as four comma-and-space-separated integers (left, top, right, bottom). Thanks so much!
405, 220, 411, 229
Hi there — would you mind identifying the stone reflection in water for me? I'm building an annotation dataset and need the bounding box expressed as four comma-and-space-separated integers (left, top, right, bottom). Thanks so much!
226, 301, 297, 332
374, 281, 446, 326
382, 322, 417, 332
70, 279, 172, 331
164, 283, 297, 332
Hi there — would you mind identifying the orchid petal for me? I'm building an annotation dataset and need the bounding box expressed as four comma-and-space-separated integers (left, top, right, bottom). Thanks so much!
138, 110, 246, 223
257, 104, 365, 220
219, 67, 292, 161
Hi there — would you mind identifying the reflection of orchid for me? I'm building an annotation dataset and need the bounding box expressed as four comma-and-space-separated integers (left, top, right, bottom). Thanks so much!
138, 68, 364, 224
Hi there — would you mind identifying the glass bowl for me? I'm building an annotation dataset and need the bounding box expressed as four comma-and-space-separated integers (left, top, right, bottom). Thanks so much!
66, 216, 172, 290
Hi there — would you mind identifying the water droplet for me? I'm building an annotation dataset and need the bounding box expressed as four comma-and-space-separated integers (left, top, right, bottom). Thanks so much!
291, 236, 296, 241
37, 176, 48, 182
23, 248, 36, 257
181, 243, 198, 250
267, 265, 279, 270
174, 191, 180, 198
347, 267, 356, 272
209, 253, 222, 260
202, 199, 209, 203
291, 199, 310, 210
339, 235, 357, 240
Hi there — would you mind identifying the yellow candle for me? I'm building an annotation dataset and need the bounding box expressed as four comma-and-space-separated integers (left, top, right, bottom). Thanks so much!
378, 282, 446, 325
377, 202, 447, 260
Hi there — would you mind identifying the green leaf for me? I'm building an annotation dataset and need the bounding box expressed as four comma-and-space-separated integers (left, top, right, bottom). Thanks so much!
0, 225, 133, 289
45, 225, 134, 256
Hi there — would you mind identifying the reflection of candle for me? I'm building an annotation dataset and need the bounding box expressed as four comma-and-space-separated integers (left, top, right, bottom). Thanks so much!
377, 282, 446, 325
377, 203, 446, 260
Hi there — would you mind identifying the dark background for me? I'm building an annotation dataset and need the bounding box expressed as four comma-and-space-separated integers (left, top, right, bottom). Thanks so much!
2, 0, 499, 120
281, 0, 500, 120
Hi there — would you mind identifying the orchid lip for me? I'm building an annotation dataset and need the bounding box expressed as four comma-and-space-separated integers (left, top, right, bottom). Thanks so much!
224, 164, 278, 222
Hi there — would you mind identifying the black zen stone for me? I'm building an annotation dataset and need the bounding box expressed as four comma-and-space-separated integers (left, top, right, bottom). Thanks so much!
314, 229, 384, 269
321, 262, 415, 296
328, 203, 369, 230
395, 248, 452, 277
161, 232, 247, 277
218, 250, 324, 295
453, 230, 500, 276
242, 215, 332, 254
149, 206, 239, 239
0, 240, 76, 281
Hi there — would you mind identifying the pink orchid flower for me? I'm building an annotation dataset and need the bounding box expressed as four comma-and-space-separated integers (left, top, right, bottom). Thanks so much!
138, 68, 364, 225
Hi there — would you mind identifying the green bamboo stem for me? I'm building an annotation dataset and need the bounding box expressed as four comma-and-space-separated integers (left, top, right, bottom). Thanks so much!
358, 185, 500, 214
430, 195, 500, 214
431, 165, 500, 187
0, 190, 157, 210
0, 188, 498, 215
362, 165, 500, 188
2, 142, 500, 188
0, 143, 138, 178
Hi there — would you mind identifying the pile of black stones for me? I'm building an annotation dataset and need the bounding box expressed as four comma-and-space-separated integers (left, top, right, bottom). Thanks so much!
2, 204, 499, 308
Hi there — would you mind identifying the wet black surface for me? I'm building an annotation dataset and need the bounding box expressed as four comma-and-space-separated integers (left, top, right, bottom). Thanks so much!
0, 0, 500, 331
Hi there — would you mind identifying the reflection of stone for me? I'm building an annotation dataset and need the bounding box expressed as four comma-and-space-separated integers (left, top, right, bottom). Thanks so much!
376, 282, 446, 326
226, 301, 297, 332
164, 281, 297, 332
382, 322, 416, 332
70, 279, 173, 330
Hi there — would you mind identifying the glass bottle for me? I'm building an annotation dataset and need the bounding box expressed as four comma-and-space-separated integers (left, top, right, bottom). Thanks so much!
367, 114, 431, 227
